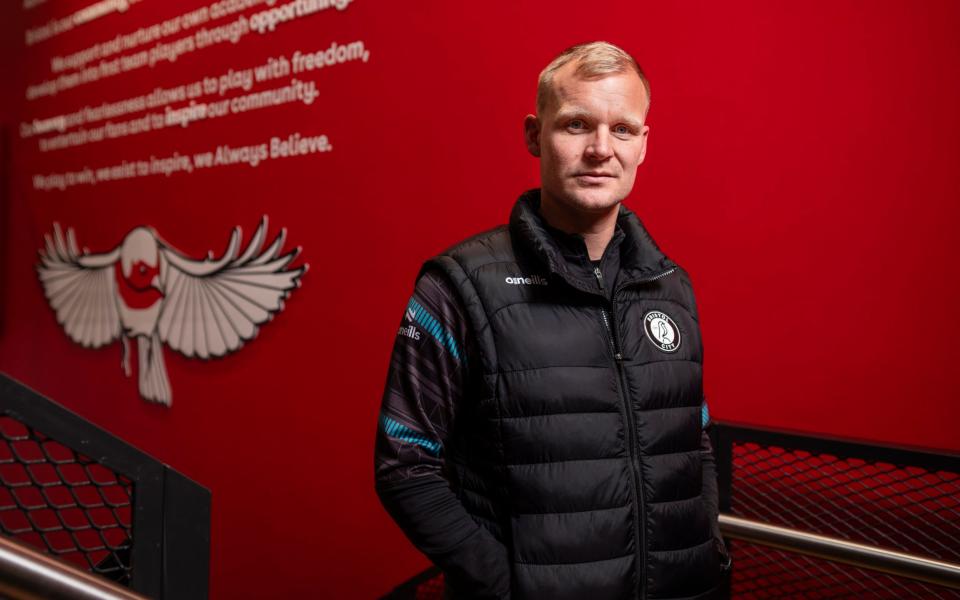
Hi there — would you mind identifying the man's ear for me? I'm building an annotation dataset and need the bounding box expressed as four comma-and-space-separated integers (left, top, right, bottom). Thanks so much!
636, 125, 650, 165
523, 114, 541, 157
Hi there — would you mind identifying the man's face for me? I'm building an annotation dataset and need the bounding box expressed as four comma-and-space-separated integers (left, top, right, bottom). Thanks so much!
525, 62, 650, 214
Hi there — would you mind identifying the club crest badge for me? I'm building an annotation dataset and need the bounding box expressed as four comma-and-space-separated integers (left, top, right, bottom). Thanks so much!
36, 216, 307, 407
643, 310, 681, 353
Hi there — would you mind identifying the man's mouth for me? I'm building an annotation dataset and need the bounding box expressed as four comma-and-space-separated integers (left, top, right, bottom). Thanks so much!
574, 172, 616, 184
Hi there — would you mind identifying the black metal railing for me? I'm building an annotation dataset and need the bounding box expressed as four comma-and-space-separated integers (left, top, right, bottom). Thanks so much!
381, 422, 960, 599
714, 422, 960, 599
0, 373, 210, 599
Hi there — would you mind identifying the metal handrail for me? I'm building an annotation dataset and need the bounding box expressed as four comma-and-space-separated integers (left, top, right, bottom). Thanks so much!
720, 514, 960, 590
0, 534, 146, 600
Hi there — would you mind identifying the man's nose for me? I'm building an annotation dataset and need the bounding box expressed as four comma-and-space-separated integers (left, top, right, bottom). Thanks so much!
585, 126, 614, 161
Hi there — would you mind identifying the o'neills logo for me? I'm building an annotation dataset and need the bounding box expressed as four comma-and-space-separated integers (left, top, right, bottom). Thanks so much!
398, 324, 421, 340
643, 310, 681, 353
505, 274, 548, 286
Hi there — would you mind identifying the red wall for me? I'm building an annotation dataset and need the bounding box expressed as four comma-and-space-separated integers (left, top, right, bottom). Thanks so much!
1, 1, 958, 598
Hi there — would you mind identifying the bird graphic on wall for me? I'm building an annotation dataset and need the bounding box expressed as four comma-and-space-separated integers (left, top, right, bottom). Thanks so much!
36, 216, 307, 406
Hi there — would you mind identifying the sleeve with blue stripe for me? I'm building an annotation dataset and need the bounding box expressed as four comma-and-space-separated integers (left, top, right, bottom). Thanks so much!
374, 268, 510, 598
375, 269, 471, 479
699, 396, 731, 570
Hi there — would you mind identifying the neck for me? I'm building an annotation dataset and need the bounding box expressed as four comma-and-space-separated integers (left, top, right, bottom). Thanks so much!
539, 191, 619, 261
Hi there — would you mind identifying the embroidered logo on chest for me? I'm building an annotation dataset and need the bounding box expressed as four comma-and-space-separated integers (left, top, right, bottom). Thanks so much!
643, 310, 681, 353
504, 274, 548, 286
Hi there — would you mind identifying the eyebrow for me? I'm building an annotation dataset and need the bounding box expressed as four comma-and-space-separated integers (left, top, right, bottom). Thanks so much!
554, 108, 644, 130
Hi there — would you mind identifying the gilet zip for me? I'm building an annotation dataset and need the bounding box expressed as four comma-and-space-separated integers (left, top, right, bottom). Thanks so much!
594, 265, 677, 599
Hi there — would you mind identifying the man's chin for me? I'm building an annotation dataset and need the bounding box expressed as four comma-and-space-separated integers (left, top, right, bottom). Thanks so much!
559, 188, 623, 213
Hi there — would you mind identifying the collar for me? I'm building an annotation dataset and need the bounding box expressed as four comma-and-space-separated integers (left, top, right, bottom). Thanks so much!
508, 188, 677, 296
539, 210, 625, 264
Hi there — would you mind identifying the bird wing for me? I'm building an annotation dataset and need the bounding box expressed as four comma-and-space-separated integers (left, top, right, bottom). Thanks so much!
156, 216, 307, 359
36, 223, 122, 348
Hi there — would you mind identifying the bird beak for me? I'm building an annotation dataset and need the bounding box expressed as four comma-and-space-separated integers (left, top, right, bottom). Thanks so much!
151, 275, 161, 290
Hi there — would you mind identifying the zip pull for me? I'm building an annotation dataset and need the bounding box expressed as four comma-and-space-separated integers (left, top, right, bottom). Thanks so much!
593, 265, 605, 291
599, 307, 624, 361
647, 267, 677, 283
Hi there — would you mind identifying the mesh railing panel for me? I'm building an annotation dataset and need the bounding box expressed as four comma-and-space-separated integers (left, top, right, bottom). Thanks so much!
0, 415, 133, 585
729, 439, 960, 598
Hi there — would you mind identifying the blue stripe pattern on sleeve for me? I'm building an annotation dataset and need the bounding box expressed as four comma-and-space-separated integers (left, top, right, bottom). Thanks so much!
406, 297, 463, 362
701, 402, 710, 428
380, 413, 442, 456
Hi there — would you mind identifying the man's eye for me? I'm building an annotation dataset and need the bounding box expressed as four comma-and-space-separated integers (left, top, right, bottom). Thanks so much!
614, 125, 631, 135
568, 119, 585, 130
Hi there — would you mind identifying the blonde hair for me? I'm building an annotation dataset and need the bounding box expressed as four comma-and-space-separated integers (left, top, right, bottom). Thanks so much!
536, 41, 650, 115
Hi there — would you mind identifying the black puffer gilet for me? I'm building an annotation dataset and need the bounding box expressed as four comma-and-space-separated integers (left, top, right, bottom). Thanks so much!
421, 190, 724, 600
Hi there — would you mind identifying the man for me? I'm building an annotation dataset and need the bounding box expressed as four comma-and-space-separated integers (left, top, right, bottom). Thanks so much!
375, 41, 731, 600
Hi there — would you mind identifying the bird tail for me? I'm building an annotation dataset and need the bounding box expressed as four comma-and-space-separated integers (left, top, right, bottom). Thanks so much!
137, 333, 172, 406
